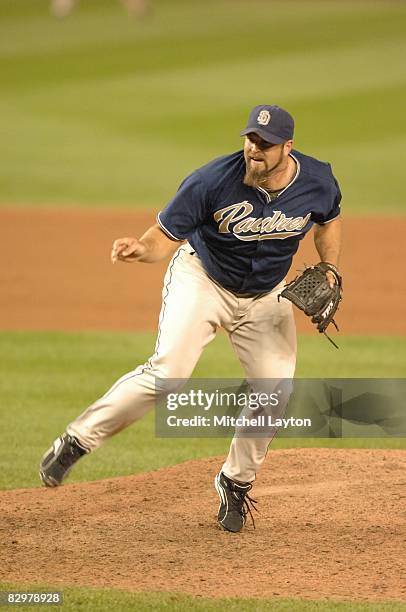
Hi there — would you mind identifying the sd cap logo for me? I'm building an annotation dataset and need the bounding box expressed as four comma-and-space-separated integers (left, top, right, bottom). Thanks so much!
257, 110, 271, 125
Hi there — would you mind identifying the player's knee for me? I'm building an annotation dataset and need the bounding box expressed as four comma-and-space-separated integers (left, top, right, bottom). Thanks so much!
148, 355, 195, 381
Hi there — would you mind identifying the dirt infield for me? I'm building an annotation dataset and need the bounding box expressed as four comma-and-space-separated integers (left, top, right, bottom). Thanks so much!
1, 449, 404, 602
1, 207, 405, 335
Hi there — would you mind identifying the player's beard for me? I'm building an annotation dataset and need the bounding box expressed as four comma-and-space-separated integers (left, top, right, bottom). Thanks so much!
243, 148, 285, 189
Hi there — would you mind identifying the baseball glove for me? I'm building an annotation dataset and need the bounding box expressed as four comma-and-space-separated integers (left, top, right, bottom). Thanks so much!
278, 262, 342, 348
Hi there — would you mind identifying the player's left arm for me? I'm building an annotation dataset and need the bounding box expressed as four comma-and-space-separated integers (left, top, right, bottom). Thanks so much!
313, 216, 342, 287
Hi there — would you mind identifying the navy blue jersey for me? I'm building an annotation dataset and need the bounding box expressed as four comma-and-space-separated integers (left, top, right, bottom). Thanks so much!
157, 150, 341, 295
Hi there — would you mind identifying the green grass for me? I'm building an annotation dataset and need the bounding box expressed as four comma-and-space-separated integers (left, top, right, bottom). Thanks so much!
1, 584, 405, 612
0, 0, 405, 212
0, 330, 405, 491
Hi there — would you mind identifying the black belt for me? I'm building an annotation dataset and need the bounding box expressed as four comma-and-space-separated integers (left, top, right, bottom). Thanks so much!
229, 289, 268, 299
205, 269, 269, 299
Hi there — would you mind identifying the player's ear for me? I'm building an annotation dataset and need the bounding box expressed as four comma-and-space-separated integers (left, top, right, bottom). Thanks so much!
284, 140, 293, 154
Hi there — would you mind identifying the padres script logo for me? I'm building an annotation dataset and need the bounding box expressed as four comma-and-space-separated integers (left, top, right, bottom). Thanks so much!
214, 202, 311, 241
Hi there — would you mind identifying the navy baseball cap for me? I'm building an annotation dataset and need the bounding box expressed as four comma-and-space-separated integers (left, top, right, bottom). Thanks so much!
241, 104, 294, 144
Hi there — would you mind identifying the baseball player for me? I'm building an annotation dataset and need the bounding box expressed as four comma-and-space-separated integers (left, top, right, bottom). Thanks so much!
39, 104, 342, 533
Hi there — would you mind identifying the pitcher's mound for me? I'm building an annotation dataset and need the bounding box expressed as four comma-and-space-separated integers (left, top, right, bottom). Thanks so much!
1, 448, 404, 602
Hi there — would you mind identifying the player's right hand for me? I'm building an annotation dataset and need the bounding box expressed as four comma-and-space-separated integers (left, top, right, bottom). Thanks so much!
111, 237, 147, 263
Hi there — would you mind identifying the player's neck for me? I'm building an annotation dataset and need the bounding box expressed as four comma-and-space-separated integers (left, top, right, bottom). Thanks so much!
264, 155, 296, 191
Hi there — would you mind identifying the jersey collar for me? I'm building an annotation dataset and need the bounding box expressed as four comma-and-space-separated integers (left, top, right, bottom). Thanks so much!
256, 153, 301, 203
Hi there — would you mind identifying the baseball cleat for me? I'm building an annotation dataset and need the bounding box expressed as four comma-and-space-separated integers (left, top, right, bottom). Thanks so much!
214, 471, 258, 532
39, 433, 89, 487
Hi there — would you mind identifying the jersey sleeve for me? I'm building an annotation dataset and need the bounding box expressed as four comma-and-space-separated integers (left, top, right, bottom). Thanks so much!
311, 174, 342, 225
157, 172, 210, 240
